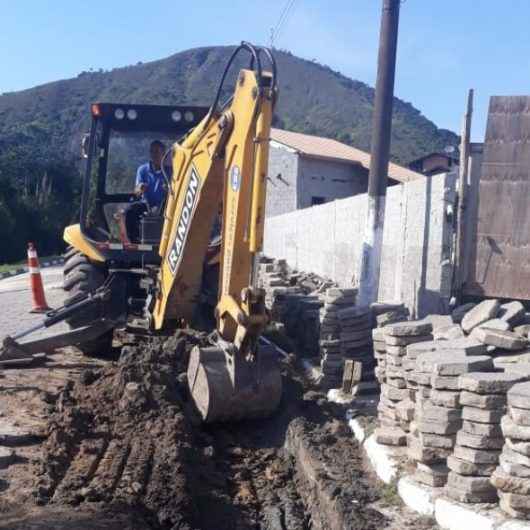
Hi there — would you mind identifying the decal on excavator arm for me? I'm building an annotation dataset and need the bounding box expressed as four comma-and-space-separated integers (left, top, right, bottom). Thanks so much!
167, 166, 201, 275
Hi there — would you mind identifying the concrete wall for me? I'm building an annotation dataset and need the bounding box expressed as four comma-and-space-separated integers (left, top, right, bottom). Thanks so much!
297, 157, 368, 209
264, 171, 457, 317
265, 143, 299, 217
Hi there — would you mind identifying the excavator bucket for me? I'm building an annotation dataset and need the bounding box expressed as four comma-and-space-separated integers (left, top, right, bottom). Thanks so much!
187, 343, 282, 423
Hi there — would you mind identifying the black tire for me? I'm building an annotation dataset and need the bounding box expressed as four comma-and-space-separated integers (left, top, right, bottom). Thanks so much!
63, 249, 113, 356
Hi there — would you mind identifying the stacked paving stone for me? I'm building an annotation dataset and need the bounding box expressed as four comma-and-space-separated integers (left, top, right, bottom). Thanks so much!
493, 381, 530, 518
442, 372, 528, 503
338, 305, 375, 385
408, 351, 493, 488
372, 303, 410, 387
318, 288, 357, 388
375, 320, 434, 447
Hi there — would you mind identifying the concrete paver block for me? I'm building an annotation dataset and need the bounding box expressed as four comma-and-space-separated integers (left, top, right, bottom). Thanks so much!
503, 416, 530, 441
456, 430, 504, 450
385, 320, 434, 337
447, 455, 497, 477
460, 372, 530, 395
461, 299, 501, 333
460, 390, 507, 409
499, 301, 527, 327
452, 303, 476, 324
509, 383, 530, 410
453, 444, 501, 464
462, 420, 503, 437
473, 329, 527, 351
462, 406, 505, 424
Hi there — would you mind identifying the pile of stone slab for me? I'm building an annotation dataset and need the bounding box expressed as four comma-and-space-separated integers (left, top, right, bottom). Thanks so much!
318, 288, 356, 388
493, 381, 530, 518
372, 303, 410, 387
408, 349, 493, 488
443, 371, 528, 503
375, 320, 434, 447
338, 305, 375, 384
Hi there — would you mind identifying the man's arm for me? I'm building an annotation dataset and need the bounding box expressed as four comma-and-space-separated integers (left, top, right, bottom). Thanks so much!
135, 165, 148, 196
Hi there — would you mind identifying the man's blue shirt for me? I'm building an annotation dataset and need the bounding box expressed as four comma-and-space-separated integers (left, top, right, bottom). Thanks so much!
135, 162, 166, 208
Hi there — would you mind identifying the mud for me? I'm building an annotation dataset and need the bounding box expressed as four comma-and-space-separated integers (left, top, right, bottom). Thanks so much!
0, 332, 435, 529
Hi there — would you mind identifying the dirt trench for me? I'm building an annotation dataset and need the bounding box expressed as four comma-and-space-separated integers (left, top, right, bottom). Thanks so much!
0, 332, 428, 530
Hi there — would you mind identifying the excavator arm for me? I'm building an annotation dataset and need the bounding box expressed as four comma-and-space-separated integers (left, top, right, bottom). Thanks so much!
154, 43, 282, 422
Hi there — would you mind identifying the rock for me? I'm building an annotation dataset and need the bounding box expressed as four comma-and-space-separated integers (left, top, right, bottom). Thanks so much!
492, 468, 530, 495
502, 415, 530, 441
374, 426, 407, 446
462, 406, 505, 424
462, 420, 502, 437
417, 354, 492, 376
385, 334, 433, 346
461, 299, 500, 333
452, 303, 476, 324
385, 320, 433, 337
434, 324, 465, 341
499, 301, 526, 327
431, 374, 460, 390
453, 444, 500, 464
385, 345, 407, 356
416, 404, 461, 423
429, 389, 460, 408
507, 438, 530, 457
456, 431, 504, 450
510, 406, 530, 427
414, 463, 448, 487
447, 470, 498, 493
414, 431, 456, 449
472, 329, 527, 351
447, 455, 497, 476
476, 318, 511, 332
500, 454, 530, 479
509, 382, 530, 410
417, 419, 461, 436
407, 435, 452, 463
459, 390, 506, 409
459, 372, 530, 395
514, 325, 530, 338
498, 492, 530, 513
499, 492, 530, 518
445, 485, 498, 503
502, 446, 530, 468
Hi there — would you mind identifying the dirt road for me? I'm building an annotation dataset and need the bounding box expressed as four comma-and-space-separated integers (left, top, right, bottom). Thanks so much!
0, 272, 435, 530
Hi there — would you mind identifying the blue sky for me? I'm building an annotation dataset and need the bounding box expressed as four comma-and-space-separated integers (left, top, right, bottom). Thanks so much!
1, 1, 530, 141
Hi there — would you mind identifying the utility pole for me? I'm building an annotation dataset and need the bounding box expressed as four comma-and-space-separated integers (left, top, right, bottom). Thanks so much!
357, 0, 401, 307
453, 88, 474, 301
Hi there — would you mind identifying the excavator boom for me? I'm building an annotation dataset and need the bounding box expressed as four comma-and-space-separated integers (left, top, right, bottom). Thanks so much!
154, 43, 282, 422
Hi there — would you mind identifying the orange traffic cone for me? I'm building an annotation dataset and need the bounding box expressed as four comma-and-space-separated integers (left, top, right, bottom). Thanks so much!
27, 242, 52, 313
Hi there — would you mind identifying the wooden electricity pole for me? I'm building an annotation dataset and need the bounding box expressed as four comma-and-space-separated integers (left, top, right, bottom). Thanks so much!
357, 0, 401, 307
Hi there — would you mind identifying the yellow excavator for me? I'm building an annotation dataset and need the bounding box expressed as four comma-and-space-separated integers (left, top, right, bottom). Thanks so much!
0, 42, 282, 423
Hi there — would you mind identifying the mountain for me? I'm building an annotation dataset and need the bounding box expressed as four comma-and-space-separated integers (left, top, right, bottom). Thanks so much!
0, 45, 458, 165
0, 45, 458, 264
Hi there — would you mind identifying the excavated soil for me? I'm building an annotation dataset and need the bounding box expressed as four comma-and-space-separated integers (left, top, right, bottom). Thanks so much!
0, 332, 433, 529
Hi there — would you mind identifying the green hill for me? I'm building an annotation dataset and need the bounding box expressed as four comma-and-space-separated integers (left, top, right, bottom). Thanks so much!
0, 45, 458, 262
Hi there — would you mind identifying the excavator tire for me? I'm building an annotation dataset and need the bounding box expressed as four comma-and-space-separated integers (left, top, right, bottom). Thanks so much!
62, 248, 113, 356
187, 343, 282, 423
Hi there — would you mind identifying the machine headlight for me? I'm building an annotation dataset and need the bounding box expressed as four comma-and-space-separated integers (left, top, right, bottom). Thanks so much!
184, 111, 194, 122
127, 109, 138, 120
171, 110, 182, 122
114, 108, 125, 120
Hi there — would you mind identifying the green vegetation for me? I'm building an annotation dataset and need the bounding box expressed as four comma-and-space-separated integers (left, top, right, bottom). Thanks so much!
0, 45, 458, 263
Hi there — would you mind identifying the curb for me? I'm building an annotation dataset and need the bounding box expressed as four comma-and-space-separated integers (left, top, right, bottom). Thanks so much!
0, 258, 64, 280
340, 407, 530, 530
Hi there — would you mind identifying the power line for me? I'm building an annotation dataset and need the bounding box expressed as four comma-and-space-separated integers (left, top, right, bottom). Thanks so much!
270, 0, 297, 48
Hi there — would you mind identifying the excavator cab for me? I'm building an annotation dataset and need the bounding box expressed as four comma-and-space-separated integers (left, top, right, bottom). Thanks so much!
73, 103, 209, 266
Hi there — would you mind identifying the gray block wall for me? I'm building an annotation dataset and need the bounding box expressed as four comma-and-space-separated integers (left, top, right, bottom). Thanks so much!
263, 172, 457, 317
265, 144, 299, 217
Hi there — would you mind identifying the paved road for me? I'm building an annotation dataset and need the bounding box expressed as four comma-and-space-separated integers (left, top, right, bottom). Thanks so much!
0, 266, 67, 340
